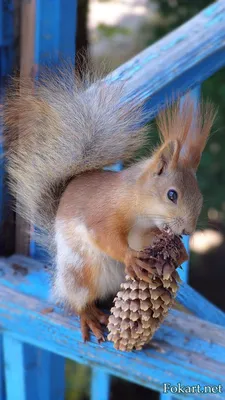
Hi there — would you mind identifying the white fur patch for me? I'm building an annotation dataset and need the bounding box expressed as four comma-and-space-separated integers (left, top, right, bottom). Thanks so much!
55, 227, 84, 268
53, 265, 89, 311
96, 255, 125, 300
54, 219, 125, 309
128, 216, 156, 250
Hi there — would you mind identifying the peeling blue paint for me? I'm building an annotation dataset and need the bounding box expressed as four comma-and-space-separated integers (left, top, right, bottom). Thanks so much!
162, 35, 186, 51
204, 3, 218, 17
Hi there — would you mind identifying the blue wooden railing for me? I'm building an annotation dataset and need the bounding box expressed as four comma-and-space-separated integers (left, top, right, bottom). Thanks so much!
0, 1, 225, 399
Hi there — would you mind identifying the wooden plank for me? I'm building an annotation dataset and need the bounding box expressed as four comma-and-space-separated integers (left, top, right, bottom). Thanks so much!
0, 255, 224, 398
3, 253, 225, 328
177, 282, 225, 327
0, 282, 224, 399
106, 0, 225, 122
4, 252, 225, 338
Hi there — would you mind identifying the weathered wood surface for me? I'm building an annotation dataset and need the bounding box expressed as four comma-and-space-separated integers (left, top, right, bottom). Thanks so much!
108, 0, 225, 122
3, 254, 225, 327
0, 255, 224, 398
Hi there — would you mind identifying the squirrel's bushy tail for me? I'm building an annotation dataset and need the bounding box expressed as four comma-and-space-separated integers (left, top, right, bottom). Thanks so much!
4, 65, 147, 248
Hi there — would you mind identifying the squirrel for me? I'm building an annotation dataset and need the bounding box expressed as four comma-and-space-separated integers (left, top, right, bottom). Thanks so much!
4, 66, 216, 342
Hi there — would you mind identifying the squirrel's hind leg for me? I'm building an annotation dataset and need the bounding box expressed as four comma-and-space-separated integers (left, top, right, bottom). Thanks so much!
53, 257, 109, 342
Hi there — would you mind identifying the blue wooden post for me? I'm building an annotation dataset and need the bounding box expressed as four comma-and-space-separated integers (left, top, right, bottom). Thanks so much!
160, 234, 190, 400
32, 1, 77, 398
0, 105, 5, 400
0, 1, 15, 398
91, 369, 111, 400
160, 86, 200, 400
4, 334, 65, 400
3, 336, 29, 400
2, 1, 77, 400
0, 81, 6, 400
30, 1, 77, 399
0, 0, 14, 78
4, 336, 63, 400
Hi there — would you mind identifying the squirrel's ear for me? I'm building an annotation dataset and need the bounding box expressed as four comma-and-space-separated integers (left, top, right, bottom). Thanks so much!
179, 102, 216, 171
152, 139, 180, 175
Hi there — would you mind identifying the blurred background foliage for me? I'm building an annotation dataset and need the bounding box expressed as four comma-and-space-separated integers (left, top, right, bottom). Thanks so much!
66, 363, 90, 400
68, 0, 225, 398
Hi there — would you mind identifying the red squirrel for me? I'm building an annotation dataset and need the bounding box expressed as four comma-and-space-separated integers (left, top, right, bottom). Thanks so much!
4, 67, 216, 342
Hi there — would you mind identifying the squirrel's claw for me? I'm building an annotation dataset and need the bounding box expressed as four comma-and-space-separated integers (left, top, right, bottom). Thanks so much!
127, 263, 151, 283
80, 305, 108, 343
125, 249, 154, 283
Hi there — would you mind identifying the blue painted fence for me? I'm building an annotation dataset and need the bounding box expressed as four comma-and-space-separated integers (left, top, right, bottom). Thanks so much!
0, 0, 225, 399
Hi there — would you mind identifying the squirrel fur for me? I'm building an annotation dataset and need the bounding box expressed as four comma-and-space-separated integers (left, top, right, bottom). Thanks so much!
4, 66, 216, 341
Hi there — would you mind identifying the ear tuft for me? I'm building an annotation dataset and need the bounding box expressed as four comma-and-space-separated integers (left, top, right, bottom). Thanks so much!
156, 96, 194, 147
179, 101, 216, 170
156, 95, 216, 171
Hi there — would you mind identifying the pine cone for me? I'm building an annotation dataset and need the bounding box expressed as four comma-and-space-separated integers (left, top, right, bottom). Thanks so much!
107, 230, 188, 351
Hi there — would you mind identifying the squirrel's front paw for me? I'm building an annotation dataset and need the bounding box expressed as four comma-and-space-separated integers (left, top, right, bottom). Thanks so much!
124, 248, 154, 283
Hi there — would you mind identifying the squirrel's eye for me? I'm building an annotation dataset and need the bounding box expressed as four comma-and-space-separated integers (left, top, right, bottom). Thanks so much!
167, 189, 178, 203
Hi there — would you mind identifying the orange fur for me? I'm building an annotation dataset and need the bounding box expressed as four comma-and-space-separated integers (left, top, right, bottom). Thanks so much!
73, 264, 98, 302
156, 95, 216, 170
57, 171, 133, 263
